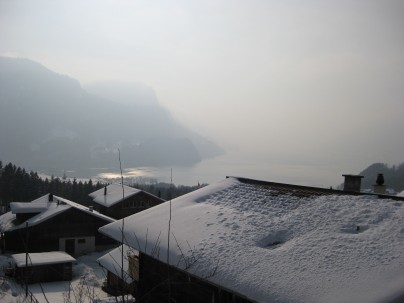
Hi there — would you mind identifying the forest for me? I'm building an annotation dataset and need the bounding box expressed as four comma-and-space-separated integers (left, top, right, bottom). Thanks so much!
0, 161, 205, 211
360, 162, 404, 192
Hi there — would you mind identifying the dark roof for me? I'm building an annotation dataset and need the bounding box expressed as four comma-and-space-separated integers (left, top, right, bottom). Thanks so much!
229, 176, 404, 200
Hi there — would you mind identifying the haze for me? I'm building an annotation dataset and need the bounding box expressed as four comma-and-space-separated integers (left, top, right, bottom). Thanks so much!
1, 0, 404, 187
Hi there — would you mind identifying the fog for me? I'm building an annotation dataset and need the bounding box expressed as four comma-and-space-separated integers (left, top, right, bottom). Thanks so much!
1, 0, 404, 187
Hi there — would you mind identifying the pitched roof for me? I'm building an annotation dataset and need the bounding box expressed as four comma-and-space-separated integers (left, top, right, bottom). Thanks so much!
0, 194, 115, 232
89, 184, 142, 207
99, 176, 404, 303
10, 201, 48, 214
97, 244, 138, 284
12, 251, 75, 267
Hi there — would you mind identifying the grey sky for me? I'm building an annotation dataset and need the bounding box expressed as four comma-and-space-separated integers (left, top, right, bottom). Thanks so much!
1, 0, 404, 186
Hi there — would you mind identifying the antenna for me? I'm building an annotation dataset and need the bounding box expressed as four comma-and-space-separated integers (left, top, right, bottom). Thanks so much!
167, 168, 173, 300
118, 149, 125, 284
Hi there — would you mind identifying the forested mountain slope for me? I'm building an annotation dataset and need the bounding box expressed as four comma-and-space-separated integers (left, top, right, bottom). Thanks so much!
359, 162, 404, 192
0, 57, 223, 176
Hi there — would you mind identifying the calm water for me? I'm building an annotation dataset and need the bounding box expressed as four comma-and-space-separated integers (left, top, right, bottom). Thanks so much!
91, 151, 339, 188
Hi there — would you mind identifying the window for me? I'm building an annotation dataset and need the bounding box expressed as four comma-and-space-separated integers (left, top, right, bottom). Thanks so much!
78, 238, 86, 244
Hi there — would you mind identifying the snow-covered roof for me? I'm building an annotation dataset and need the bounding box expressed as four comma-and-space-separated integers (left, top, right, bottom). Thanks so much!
99, 176, 404, 303
12, 251, 75, 267
1, 194, 115, 231
397, 190, 404, 197
97, 245, 138, 284
0, 211, 16, 232
89, 184, 141, 207
56, 194, 115, 224
10, 201, 48, 214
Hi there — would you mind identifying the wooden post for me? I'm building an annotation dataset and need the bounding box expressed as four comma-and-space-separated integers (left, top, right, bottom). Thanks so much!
25, 221, 28, 296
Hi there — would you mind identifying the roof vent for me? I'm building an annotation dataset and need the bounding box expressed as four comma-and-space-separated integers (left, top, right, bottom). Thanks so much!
342, 175, 364, 192
89, 206, 94, 212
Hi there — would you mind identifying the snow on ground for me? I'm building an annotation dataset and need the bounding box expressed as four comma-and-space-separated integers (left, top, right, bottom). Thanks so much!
0, 250, 116, 303
100, 177, 404, 303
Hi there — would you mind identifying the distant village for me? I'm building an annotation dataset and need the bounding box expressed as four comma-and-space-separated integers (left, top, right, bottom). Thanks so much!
1, 160, 404, 303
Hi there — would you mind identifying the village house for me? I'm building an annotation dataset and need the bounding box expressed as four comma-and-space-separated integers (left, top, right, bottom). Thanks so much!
99, 176, 404, 303
88, 184, 165, 220
97, 244, 138, 296
0, 193, 116, 256
11, 251, 75, 284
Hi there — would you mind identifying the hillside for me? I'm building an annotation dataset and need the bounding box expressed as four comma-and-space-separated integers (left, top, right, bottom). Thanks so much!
360, 162, 404, 192
0, 57, 223, 176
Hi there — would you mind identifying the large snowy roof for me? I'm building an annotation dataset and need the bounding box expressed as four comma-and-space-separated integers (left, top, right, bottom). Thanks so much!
97, 245, 138, 284
12, 251, 75, 267
0, 194, 114, 231
89, 184, 142, 207
99, 176, 404, 303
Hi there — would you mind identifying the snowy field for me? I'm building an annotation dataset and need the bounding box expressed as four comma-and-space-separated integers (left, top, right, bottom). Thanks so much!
0, 250, 119, 303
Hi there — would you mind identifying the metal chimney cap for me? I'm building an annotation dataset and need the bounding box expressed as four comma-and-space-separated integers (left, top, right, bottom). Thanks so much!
376, 173, 385, 186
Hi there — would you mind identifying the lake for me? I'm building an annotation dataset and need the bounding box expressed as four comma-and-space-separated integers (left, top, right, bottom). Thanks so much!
89, 151, 341, 188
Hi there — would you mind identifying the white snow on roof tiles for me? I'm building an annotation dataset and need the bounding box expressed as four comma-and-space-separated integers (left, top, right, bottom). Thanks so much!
12, 251, 75, 267
99, 177, 404, 303
97, 245, 138, 284
10, 201, 48, 214
18, 204, 70, 229
89, 184, 141, 207
0, 211, 16, 232
4, 194, 115, 231
55, 194, 115, 223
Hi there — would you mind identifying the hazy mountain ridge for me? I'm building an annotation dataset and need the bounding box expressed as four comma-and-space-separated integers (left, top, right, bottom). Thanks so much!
0, 57, 223, 175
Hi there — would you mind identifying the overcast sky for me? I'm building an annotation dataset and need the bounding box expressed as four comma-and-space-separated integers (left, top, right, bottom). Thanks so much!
1, 0, 404, 186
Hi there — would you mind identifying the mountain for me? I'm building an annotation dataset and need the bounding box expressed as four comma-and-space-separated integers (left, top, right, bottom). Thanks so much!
359, 162, 404, 192
0, 57, 223, 176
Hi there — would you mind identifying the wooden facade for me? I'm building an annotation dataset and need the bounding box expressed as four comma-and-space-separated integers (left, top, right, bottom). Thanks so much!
133, 253, 255, 303
95, 191, 165, 220
103, 270, 136, 297
14, 262, 73, 284
4, 207, 116, 256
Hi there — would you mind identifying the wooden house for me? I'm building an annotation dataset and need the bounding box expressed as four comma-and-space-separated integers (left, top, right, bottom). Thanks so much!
88, 184, 165, 220
97, 244, 138, 296
1, 193, 116, 256
11, 251, 75, 284
99, 176, 404, 303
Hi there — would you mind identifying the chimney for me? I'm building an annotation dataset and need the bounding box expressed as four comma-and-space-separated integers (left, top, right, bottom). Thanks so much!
342, 175, 364, 192
48, 193, 53, 202
104, 186, 107, 196
88, 206, 94, 212
373, 173, 387, 194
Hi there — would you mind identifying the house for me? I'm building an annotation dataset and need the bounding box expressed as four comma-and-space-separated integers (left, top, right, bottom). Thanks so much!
0, 193, 116, 256
99, 176, 404, 303
97, 244, 138, 296
88, 184, 165, 220
11, 251, 75, 284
